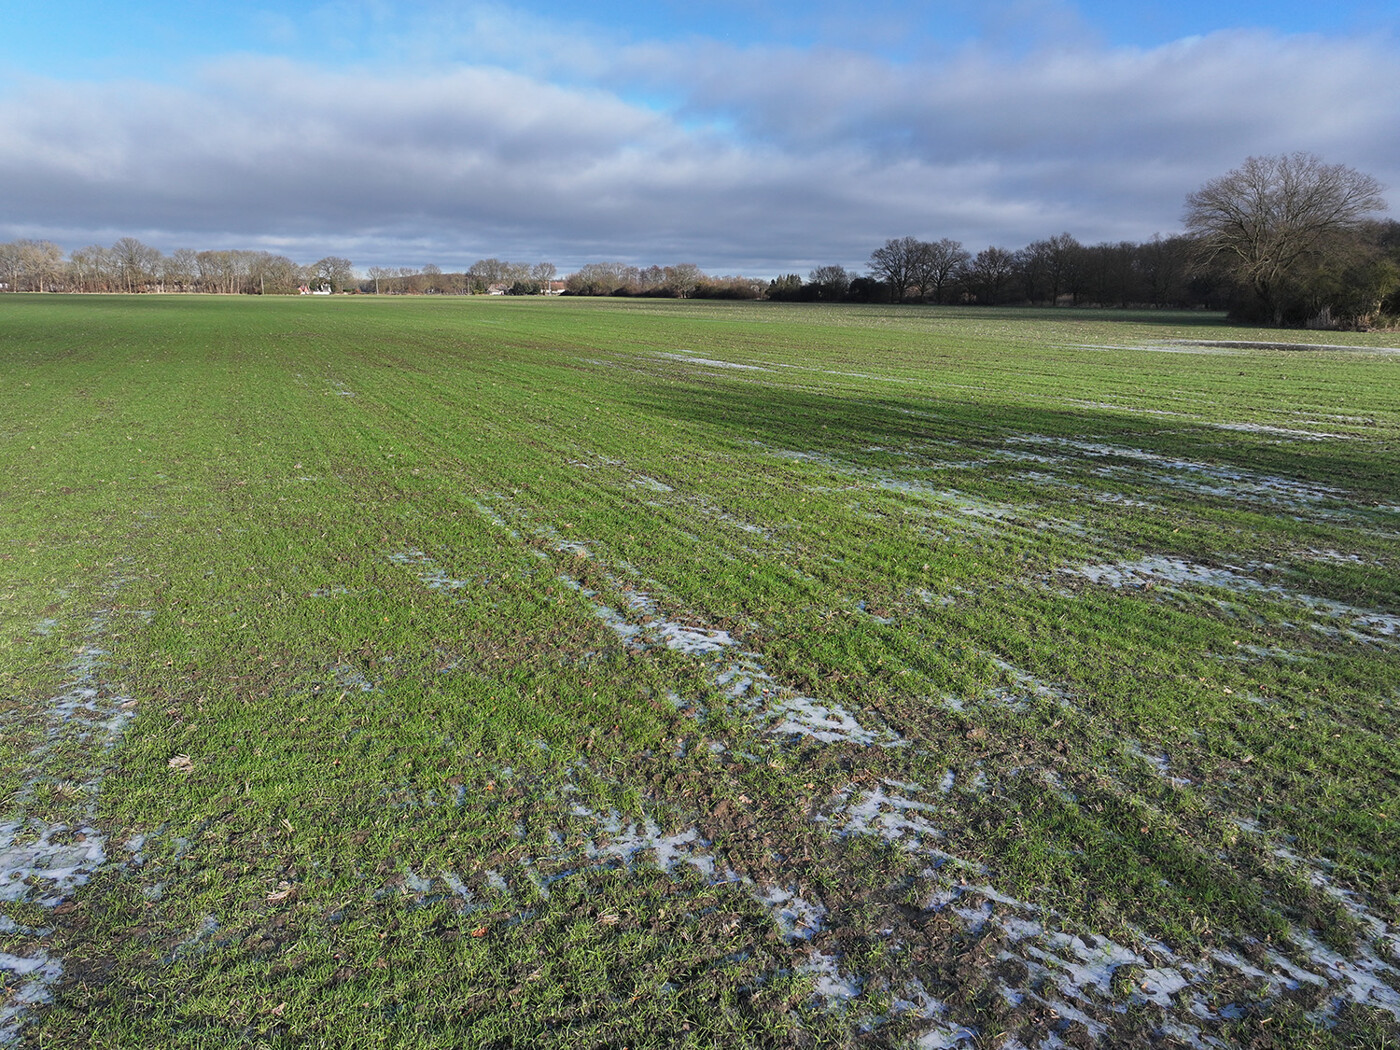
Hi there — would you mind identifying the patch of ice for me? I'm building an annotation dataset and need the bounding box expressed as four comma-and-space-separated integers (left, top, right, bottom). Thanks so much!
835, 781, 947, 850
657, 351, 773, 371
0, 821, 108, 906
1230, 644, 1310, 664
330, 663, 376, 693
917, 1026, 978, 1049
1213, 422, 1348, 440
441, 871, 471, 899
800, 950, 860, 1002
757, 886, 828, 942
875, 479, 1020, 524
1169, 339, 1400, 354
1138, 965, 1192, 1007
653, 619, 735, 655
1301, 548, 1370, 565
1012, 436, 1346, 507
1125, 743, 1192, 788
769, 696, 880, 745
986, 657, 1072, 711
2, 581, 150, 1045
1092, 492, 1156, 508
0, 949, 63, 1044
1065, 555, 1400, 644
575, 807, 717, 880
567, 806, 837, 950
388, 549, 471, 593
1067, 341, 1240, 355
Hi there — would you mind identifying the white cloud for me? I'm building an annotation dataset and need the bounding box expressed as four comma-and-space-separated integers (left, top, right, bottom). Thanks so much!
0, 25, 1394, 273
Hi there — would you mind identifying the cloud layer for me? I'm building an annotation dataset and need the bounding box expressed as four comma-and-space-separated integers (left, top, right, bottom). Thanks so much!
1, 18, 1396, 274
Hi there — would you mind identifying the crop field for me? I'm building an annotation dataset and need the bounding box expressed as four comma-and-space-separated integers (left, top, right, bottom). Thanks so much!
1, 294, 1398, 1048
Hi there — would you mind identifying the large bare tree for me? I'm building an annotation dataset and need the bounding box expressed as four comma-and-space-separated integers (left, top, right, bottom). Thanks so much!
869, 236, 920, 302
1184, 152, 1386, 324
311, 256, 355, 293
915, 238, 970, 304
967, 246, 1015, 304
808, 264, 851, 300
111, 237, 161, 293
530, 261, 557, 289
67, 245, 114, 292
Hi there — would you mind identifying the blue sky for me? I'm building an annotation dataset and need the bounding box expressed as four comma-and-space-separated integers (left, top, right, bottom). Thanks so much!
1, 1, 1396, 274
6, 2, 1396, 72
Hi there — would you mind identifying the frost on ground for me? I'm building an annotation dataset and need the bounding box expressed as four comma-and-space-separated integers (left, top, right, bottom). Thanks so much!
751, 440, 1088, 542
1066, 555, 1400, 644
379, 495, 1400, 1046
388, 548, 472, 594
1, 588, 144, 1047
434, 499, 906, 748
0, 950, 63, 1043
415, 763, 1400, 1048
828, 777, 1400, 1046
656, 349, 773, 372
1009, 435, 1349, 510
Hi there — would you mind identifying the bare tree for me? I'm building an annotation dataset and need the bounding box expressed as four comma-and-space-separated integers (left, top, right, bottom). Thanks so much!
0, 242, 24, 291
468, 258, 509, 293
162, 248, 199, 292
968, 246, 1016, 304
200, 250, 255, 294
196, 250, 230, 293
1047, 232, 1083, 305
68, 245, 114, 292
638, 265, 665, 291
564, 262, 640, 296
1077, 241, 1139, 307
248, 252, 301, 295
6, 240, 64, 291
531, 261, 558, 290
664, 263, 703, 298
111, 237, 161, 293
1138, 234, 1192, 308
808, 264, 851, 300
902, 238, 972, 302
1018, 233, 1081, 305
906, 240, 938, 301
1184, 152, 1387, 324
923, 239, 970, 304
869, 237, 920, 302
311, 256, 355, 293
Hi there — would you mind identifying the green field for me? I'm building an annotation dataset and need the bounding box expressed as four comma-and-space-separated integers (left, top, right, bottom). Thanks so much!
2, 294, 1398, 1048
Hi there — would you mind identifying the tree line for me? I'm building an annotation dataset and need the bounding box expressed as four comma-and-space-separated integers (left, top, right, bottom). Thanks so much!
772, 232, 1204, 311
771, 156, 1398, 328
0, 241, 361, 296
813, 155, 1397, 327
2, 155, 1394, 327
562, 262, 764, 299
369, 259, 561, 296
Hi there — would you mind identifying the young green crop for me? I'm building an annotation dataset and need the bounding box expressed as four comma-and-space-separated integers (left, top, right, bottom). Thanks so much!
1, 294, 1397, 1048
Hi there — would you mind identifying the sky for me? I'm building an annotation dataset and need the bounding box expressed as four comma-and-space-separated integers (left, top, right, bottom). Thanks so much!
1, 1, 1397, 277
